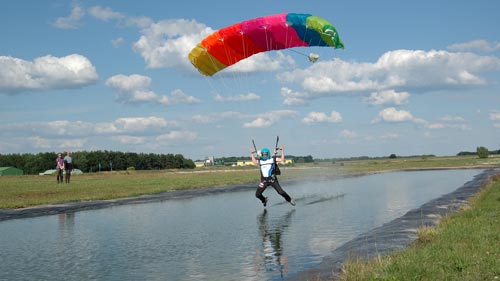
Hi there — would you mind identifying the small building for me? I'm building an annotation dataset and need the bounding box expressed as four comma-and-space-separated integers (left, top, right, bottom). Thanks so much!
236, 159, 293, 166
236, 160, 255, 166
0, 167, 24, 176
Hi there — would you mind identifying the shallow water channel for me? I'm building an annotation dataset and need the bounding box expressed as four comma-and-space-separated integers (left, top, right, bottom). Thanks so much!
0, 169, 482, 281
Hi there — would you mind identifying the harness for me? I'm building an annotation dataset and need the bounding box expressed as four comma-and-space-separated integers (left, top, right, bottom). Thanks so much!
259, 156, 280, 182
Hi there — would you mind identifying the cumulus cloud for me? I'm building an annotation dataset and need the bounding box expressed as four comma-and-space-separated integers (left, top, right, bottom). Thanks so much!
0, 116, 176, 138
490, 111, 500, 128
88, 5, 124, 21
52, 2, 85, 29
132, 19, 213, 71
280, 87, 309, 106
192, 111, 245, 124
364, 90, 410, 106
88, 5, 152, 28
0, 54, 98, 94
372, 107, 414, 123
372, 108, 470, 131
339, 129, 357, 139
0, 117, 181, 152
490, 111, 500, 121
106, 75, 199, 106
214, 92, 260, 102
156, 130, 197, 142
112, 37, 125, 48
277, 50, 500, 99
243, 110, 298, 128
302, 111, 342, 124
448, 40, 500, 53
170, 89, 201, 104
110, 135, 146, 145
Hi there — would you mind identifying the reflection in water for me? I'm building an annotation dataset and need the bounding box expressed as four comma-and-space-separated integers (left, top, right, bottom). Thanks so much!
256, 209, 295, 280
58, 212, 75, 229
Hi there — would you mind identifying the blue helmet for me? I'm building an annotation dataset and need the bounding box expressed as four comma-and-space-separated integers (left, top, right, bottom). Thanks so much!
260, 148, 271, 160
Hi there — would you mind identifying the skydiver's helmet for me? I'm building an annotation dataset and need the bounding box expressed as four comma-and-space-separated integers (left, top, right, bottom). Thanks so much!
260, 148, 271, 160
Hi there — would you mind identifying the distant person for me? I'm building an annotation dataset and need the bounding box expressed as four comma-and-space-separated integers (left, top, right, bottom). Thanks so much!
63, 151, 73, 183
56, 153, 65, 184
250, 145, 295, 207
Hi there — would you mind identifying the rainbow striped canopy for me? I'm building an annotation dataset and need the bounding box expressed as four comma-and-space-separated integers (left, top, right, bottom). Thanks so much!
189, 13, 344, 76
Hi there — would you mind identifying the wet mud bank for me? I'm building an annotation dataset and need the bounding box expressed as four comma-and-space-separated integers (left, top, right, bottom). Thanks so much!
288, 168, 500, 281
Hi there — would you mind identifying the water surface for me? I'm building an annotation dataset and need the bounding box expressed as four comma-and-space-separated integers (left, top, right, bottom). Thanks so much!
0, 169, 481, 281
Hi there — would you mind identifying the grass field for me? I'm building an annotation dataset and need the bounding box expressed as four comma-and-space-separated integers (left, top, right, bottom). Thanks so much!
0, 155, 499, 209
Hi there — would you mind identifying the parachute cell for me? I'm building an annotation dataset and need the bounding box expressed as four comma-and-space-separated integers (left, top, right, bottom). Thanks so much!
189, 13, 344, 76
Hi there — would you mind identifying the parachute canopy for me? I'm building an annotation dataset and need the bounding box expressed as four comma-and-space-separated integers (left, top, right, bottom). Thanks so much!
189, 13, 344, 76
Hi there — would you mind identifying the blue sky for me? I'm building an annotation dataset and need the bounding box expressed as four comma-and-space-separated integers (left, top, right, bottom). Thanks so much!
1, 0, 499, 160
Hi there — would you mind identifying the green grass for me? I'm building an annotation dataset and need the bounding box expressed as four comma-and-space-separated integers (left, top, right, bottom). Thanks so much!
0, 155, 498, 209
339, 174, 500, 281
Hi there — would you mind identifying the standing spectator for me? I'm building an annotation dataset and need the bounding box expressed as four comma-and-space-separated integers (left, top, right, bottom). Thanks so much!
63, 151, 73, 183
56, 153, 65, 184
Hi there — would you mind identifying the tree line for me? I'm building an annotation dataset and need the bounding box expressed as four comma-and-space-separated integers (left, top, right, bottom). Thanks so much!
0, 151, 195, 175
212, 155, 314, 164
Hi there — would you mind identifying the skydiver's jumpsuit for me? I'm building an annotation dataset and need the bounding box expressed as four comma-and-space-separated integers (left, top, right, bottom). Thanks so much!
255, 157, 292, 204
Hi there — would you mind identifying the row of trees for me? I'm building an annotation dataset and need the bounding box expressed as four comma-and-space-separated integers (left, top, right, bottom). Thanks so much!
0, 151, 195, 175
457, 147, 500, 158
213, 155, 314, 164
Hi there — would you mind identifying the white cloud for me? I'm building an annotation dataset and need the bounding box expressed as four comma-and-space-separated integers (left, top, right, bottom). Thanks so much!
110, 135, 146, 145
156, 130, 197, 142
339, 130, 357, 139
490, 112, 500, 121
490, 112, 500, 128
192, 111, 244, 124
132, 19, 214, 71
364, 90, 410, 106
448, 40, 500, 53
88, 6, 124, 21
28, 136, 51, 149
372, 107, 414, 123
302, 111, 342, 124
106, 74, 172, 105
0, 117, 176, 138
280, 87, 309, 106
243, 110, 298, 128
52, 2, 85, 29
439, 115, 465, 122
170, 89, 200, 104
214, 92, 260, 102
106, 74, 160, 104
112, 37, 125, 48
380, 133, 399, 139
0, 54, 98, 94
277, 50, 500, 97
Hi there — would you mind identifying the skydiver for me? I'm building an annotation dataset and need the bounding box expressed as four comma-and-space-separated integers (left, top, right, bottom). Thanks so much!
250, 145, 295, 207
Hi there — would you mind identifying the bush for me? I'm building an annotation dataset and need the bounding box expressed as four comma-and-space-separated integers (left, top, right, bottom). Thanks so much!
476, 146, 489, 159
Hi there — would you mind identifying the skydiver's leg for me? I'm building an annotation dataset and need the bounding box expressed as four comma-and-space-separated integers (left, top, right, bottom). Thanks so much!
255, 182, 268, 203
271, 180, 292, 202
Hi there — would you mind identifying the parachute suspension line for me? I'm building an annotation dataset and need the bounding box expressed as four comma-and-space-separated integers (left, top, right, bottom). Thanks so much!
287, 48, 308, 58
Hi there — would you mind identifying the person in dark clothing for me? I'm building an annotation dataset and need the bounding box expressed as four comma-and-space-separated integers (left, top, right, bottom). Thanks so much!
63, 151, 73, 183
250, 145, 295, 207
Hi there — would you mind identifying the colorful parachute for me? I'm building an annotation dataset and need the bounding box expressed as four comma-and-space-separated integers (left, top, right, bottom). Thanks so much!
189, 13, 344, 76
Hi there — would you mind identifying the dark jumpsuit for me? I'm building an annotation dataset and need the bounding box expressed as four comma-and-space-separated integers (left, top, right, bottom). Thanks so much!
255, 157, 292, 204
